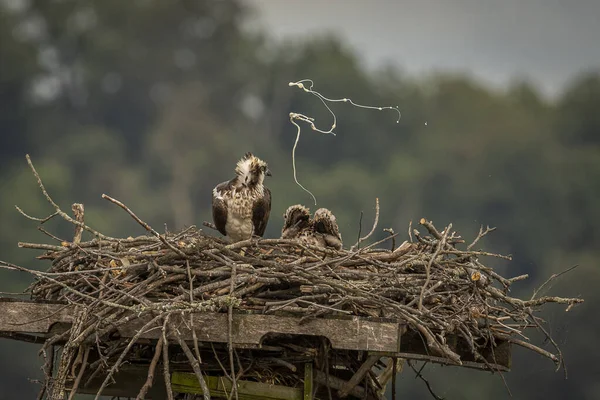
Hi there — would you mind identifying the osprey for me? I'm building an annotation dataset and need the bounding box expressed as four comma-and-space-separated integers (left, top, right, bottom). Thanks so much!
212, 152, 272, 242
281, 205, 343, 250
281, 204, 311, 239
313, 208, 343, 250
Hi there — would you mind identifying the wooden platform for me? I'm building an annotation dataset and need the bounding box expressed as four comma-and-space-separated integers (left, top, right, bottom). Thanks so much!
0, 298, 510, 370
0, 298, 511, 399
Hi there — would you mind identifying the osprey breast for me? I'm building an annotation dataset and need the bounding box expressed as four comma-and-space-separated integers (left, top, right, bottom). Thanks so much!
224, 194, 254, 242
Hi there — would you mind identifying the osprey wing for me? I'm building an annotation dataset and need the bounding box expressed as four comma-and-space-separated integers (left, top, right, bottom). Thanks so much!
212, 181, 230, 236
252, 187, 271, 237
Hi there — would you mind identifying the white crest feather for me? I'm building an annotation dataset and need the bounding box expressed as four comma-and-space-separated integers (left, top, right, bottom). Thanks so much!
235, 157, 253, 184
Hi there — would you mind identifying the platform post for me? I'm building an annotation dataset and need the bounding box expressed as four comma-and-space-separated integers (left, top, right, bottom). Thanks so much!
303, 362, 313, 400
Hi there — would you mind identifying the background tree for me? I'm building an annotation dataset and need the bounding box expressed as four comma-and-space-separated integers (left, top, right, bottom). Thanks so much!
0, 0, 597, 399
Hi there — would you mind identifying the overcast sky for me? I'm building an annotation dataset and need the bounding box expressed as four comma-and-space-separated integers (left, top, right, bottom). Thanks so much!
245, 0, 600, 98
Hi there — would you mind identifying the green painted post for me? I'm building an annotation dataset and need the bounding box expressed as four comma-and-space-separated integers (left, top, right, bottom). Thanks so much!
304, 363, 313, 400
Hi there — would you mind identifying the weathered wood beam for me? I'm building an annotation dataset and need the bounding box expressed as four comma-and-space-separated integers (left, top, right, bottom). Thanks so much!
337, 355, 380, 398
0, 299, 72, 333
127, 313, 402, 353
312, 370, 366, 399
0, 299, 512, 372
0, 300, 403, 353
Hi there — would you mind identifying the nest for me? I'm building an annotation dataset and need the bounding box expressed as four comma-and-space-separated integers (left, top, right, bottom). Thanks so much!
2, 156, 584, 400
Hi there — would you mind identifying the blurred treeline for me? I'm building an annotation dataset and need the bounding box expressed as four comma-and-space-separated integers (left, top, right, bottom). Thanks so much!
0, 1, 598, 399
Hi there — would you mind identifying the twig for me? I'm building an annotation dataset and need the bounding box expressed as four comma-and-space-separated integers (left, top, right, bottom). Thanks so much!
467, 225, 496, 250
37, 344, 55, 400
356, 211, 364, 249
186, 259, 203, 367
351, 198, 380, 251
136, 337, 164, 400
383, 228, 396, 251
494, 333, 559, 364
172, 328, 211, 400
227, 262, 239, 400
17, 242, 64, 251
162, 316, 175, 400
51, 308, 89, 400
531, 265, 579, 301
419, 218, 443, 240
24, 154, 115, 240
0, 260, 137, 311
528, 310, 567, 377
67, 346, 90, 400
72, 203, 85, 244
418, 224, 450, 311
15, 206, 59, 223
94, 314, 163, 400
407, 361, 444, 400
37, 227, 65, 243
102, 194, 187, 258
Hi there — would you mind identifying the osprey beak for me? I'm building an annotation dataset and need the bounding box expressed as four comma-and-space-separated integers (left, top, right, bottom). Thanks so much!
266, 168, 272, 177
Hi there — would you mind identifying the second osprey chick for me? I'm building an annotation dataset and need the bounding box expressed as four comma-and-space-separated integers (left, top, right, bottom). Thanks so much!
313, 208, 343, 250
212, 152, 272, 242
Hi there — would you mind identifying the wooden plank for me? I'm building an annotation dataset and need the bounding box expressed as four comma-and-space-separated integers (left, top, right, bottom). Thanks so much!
176, 313, 400, 352
0, 300, 511, 371
0, 301, 402, 353
172, 372, 303, 400
0, 300, 72, 333
122, 313, 402, 352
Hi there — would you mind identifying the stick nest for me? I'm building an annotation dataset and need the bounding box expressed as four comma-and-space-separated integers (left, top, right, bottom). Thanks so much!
2, 156, 584, 400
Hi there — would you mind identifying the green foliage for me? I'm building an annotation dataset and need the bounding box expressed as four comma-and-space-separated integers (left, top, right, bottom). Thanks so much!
0, 1, 598, 399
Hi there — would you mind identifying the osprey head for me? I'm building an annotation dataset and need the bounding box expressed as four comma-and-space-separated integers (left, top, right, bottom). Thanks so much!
282, 204, 311, 238
314, 208, 342, 240
235, 152, 271, 187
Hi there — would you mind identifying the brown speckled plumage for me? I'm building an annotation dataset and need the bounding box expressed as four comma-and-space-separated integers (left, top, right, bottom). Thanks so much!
281, 204, 311, 239
280, 205, 343, 250
212, 153, 272, 242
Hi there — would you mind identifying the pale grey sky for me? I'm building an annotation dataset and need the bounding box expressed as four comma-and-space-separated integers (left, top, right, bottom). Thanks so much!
245, 0, 600, 98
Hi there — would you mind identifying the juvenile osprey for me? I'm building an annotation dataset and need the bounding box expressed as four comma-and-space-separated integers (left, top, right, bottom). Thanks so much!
281, 204, 311, 239
313, 208, 343, 250
212, 152, 272, 242
281, 205, 343, 250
